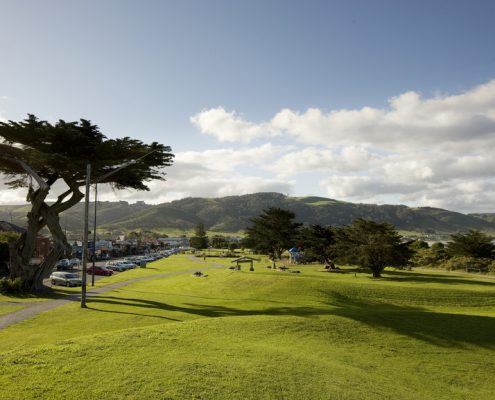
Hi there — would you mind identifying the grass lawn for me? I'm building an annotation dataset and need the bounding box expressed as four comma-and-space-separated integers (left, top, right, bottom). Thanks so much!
0, 255, 494, 399
0, 304, 25, 315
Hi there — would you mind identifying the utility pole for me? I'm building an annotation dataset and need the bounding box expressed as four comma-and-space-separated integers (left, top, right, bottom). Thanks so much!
80, 148, 158, 306
91, 183, 98, 286
81, 163, 91, 308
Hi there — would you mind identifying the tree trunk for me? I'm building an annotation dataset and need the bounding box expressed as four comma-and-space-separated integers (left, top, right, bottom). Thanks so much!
3, 157, 84, 292
9, 212, 70, 291
371, 268, 382, 278
9, 186, 83, 292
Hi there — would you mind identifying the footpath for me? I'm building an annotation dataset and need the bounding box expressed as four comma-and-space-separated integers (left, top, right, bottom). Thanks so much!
0, 257, 223, 330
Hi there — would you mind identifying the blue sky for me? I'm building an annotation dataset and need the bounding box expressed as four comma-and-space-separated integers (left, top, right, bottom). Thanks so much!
1, 0, 495, 212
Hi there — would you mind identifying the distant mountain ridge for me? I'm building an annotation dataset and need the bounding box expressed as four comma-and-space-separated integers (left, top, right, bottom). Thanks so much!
1, 192, 494, 234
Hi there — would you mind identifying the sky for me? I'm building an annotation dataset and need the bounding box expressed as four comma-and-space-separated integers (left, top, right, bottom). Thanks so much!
1, 0, 495, 214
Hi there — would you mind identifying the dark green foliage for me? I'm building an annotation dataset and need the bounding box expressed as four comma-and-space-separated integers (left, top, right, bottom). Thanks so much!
296, 224, 335, 264
446, 230, 495, 259
244, 207, 301, 259
0, 232, 20, 277
210, 235, 228, 249
410, 240, 429, 250
0, 115, 174, 191
0, 243, 9, 276
0, 277, 25, 294
333, 219, 413, 277
438, 256, 491, 272
430, 242, 449, 262
190, 223, 208, 249
411, 242, 449, 268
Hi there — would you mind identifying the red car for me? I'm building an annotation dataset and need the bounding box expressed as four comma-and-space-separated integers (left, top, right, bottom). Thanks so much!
86, 266, 113, 276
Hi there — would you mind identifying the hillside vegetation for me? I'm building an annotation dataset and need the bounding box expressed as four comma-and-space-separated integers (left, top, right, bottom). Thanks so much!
0, 255, 494, 399
1, 192, 494, 234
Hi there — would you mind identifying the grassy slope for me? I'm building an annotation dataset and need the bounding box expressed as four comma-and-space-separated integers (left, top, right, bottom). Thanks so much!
0, 255, 494, 399
0, 304, 25, 315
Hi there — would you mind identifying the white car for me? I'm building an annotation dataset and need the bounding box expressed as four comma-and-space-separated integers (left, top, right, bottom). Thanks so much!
118, 262, 138, 270
105, 262, 127, 272
50, 271, 82, 287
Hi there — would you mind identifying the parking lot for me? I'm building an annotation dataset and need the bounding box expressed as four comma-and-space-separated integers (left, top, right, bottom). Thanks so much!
45, 251, 177, 288
44, 261, 112, 287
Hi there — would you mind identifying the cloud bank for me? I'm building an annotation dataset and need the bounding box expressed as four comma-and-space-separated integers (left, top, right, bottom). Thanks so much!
190, 80, 495, 213
192, 81, 495, 150
2, 81, 494, 214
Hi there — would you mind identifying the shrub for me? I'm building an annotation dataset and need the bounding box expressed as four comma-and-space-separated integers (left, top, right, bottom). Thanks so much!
438, 256, 490, 272
0, 277, 25, 294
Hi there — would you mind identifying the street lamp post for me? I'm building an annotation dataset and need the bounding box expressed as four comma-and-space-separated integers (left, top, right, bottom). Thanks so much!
91, 183, 98, 286
80, 149, 159, 308
81, 163, 91, 308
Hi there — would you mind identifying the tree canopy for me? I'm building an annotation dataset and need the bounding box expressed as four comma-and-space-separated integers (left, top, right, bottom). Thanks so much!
446, 230, 495, 259
243, 207, 301, 259
190, 222, 208, 249
296, 224, 336, 265
0, 115, 174, 291
333, 219, 413, 277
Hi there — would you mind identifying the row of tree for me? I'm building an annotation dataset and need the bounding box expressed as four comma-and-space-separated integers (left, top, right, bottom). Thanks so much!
410, 230, 495, 272
242, 208, 495, 277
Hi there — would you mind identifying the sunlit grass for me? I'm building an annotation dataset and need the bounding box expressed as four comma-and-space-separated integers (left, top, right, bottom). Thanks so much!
0, 256, 494, 399
0, 304, 25, 315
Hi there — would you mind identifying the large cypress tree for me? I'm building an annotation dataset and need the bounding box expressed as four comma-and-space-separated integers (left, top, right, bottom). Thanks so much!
244, 207, 301, 259
0, 115, 174, 291
333, 219, 412, 277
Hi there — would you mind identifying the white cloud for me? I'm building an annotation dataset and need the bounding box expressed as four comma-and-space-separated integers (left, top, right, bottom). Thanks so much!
188, 80, 495, 213
319, 175, 423, 201
190, 107, 280, 143
176, 143, 285, 171
0, 185, 26, 205
268, 145, 377, 177
192, 80, 495, 150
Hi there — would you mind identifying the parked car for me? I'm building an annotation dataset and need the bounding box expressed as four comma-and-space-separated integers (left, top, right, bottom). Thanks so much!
105, 262, 127, 272
50, 271, 82, 287
117, 261, 138, 270
86, 266, 113, 276
69, 258, 81, 267
56, 259, 71, 271
125, 257, 147, 267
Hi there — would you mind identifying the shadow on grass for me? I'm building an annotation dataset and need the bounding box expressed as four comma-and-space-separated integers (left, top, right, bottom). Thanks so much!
0, 286, 79, 301
87, 292, 495, 349
380, 270, 495, 287
88, 295, 322, 321
120, 288, 292, 305
87, 297, 181, 322
321, 291, 495, 349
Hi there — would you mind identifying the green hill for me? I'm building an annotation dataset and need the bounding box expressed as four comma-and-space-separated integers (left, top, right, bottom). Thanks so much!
100, 192, 495, 233
1, 192, 494, 234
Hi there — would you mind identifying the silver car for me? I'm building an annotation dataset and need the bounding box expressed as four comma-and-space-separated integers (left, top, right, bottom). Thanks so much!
50, 271, 82, 287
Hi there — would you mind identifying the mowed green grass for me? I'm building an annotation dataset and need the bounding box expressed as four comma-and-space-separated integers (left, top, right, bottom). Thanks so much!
0, 304, 25, 315
0, 255, 494, 399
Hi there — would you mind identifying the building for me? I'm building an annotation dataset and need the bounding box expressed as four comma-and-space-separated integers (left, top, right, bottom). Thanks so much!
158, 237, 190, 248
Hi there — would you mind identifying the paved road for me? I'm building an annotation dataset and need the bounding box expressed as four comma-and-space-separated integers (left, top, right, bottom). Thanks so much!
0, 257, 224, 330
